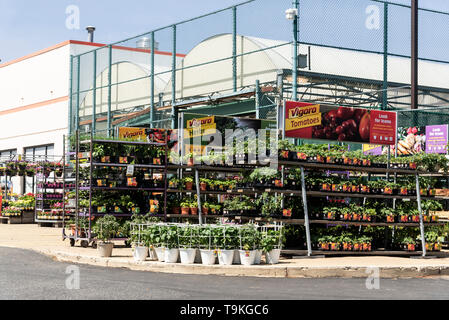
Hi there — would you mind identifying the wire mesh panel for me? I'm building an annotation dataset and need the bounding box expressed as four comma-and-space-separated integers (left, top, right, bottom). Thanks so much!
69, 0, 449, 135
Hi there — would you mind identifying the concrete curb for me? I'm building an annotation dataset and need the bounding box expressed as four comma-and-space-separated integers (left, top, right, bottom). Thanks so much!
34, 248, 449, 279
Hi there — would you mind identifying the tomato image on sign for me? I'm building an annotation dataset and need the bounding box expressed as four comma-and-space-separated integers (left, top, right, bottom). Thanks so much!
312, 107, 370, 142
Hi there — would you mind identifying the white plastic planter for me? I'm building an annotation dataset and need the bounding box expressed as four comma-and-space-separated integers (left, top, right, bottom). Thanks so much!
254, 250, 263, 265
200, 249, 217, 265
179, 248, 196, 264
155, 247, 166, 262
98, 242, 114, 258
233, 249, 241, 264
239, 250, 256, 266
265, 249, 281, 265
217, 249, 234, 266
133, 246, 148, 262
165, 248, 180, 263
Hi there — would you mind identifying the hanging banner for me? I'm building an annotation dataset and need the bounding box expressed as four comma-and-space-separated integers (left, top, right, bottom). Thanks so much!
284, 101, 397, 145
426, 125, 448, 154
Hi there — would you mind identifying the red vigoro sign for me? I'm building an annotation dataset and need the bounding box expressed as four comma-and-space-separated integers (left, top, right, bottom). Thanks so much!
284, 101, 397, 145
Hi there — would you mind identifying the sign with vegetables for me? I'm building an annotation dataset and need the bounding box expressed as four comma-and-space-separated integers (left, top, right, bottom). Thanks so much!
426, 125, 448, 154
284, 101, 397, 145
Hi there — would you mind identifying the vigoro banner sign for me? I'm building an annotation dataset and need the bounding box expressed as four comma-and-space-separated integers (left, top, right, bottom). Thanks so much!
186, 116, 216, 139
284, 101, 397, 145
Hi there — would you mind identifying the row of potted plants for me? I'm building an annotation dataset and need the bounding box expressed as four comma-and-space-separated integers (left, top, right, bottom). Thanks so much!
127, 222, 285, 266
92, 141, 166, 165
315, 205, 439, 223
0, 161, 65, 177
277, 142, 448, 173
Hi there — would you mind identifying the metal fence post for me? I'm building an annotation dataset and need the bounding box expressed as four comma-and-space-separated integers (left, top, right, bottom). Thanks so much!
382, 2, 388, 110
76, 56, 81, 132
292, 0, 299, 101
233, 6, 237, 92
172, 25, 178, 129
92, 50, 97, 134
255, 80, 261, 118
107, 45, 112, 137
68, 56, 73, 135
151, 31, 155, 128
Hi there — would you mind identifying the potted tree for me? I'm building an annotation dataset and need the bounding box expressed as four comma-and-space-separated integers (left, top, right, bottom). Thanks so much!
93, 215, 120, 258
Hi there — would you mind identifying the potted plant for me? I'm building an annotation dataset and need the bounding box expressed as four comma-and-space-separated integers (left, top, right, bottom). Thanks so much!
180, 200, 191, 215
261, 229, 284, 264
92, 215, 120, 257
402, 237, 416, 251
215, 226, 238, 266
178, 225, 198, 265
199, 226, 216, 265
199, 178, 208, 191
239, 226, 258, 265
130, 226, 148, 262
202, 202, 210, 215
168, 177, 180, 189
160, 225, 179, 263
190, 199, 199, 216
184, 177, 194, 191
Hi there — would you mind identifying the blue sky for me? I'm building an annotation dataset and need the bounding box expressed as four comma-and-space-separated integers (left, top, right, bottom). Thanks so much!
1, 0, 449, 63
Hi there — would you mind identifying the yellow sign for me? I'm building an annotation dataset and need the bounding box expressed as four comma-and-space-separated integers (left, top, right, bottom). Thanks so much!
363, 144, 382, 152
118, 127, 146, 141
185, 116, 216, 138
186, 116, 215, 129
285, 104, 321, 131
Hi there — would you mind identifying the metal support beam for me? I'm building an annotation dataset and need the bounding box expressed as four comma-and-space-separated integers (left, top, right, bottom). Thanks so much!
171, 25, 177, 129
232, 6, 237, 92
92, 50, 97, 134
411, 0, 418, 110
255, 80, 261, 118
68, 56, 73, 135
75, 56, 81, 132
107, 45, 112, 137
300, 167, 312, 257
151, 32, 155, 128
382, 3, 389, 110
292, 0, 299, 101
415, 174, 427, 257
195, 169, 203, 225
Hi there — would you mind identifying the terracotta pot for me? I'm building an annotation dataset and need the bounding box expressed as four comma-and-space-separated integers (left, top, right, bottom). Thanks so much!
172, 207, 181, 215
200, 183, 207, 191
181, 207, 190, 215
185, 182, 193, 190
191, 207, 198, 216
201, 207, 209, 215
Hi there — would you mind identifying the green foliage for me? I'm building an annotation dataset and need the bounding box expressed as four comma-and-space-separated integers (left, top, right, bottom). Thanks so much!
93, 215, 120, 242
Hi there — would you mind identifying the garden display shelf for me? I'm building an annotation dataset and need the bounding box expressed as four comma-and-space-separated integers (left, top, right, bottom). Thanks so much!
63, 131, 169, 248
35, 160, 70, 227
167, 154, 446, 257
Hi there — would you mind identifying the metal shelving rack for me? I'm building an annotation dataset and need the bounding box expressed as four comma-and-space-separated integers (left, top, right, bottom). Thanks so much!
167, 159, 446, 257
34, 160, 69, 226
67, 131, 169, 248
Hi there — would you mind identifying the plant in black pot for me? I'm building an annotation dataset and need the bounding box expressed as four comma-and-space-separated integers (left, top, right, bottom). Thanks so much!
92, 215, 120, 257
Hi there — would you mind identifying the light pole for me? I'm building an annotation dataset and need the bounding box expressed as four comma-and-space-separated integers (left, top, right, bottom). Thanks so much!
286, 2, 299, 102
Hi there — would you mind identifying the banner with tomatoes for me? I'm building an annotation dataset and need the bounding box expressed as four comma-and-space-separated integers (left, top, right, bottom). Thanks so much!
284, 101, 397, 146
